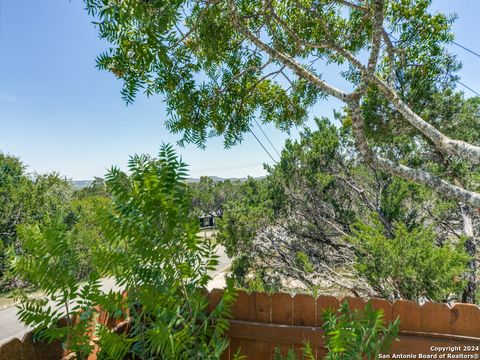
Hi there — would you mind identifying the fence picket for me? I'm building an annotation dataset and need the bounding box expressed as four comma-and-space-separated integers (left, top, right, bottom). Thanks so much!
272, 293, 293, 325
420, 302, 451, 334
370, 298, 394, 324
4, 292, 480, 360
293, 294, 316, 327
231, 290, 250, 321
316, 295, 340, 326
341, 296, 366, 312
0, 338, 23, 360
449, 303, 480, 337
393, 300, 422, 332
208, 288, 224, 314
250, 292, 271, 322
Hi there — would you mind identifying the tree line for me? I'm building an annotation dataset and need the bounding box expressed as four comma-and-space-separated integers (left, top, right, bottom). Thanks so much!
0, 153, 109, 293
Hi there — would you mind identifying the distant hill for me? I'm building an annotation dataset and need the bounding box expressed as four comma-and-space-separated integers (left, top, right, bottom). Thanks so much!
187, 176, 232, 183
72, 180, 93, 189
72, 176, 264, 188
187, 176, 265, 183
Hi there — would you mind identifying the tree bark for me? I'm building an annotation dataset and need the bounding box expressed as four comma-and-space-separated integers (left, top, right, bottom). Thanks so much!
460, 203, 477, 303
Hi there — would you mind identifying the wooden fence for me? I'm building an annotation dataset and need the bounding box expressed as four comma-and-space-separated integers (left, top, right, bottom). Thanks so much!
0, 307, 125, 360
211, 289, 480, 359
2, 289, 480, 359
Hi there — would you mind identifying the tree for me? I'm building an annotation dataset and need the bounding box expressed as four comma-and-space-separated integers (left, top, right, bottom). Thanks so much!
189, 176, 241, 218
0, 154, 30, 248
0, 153, 32, 290
12, 218, 101, 360
12, 145, 235, 359
85, 0, 480, 207
350, 216, 469, 302
219, 117, 472, 300
349, 88, 480, 301
73, 177, 110, 199
217, 177, 277, 290
0, 153, 76, 291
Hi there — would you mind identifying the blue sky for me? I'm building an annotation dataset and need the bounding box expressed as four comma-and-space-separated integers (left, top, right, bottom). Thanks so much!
0, 0, 479, 180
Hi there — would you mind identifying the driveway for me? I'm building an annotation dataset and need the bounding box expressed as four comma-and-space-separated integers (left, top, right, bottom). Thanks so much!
0, 245, 230, 345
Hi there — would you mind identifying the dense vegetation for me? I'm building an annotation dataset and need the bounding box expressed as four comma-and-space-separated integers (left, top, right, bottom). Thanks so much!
4, 97, 475, 305
0, 153, 108, 293
80, 0, 480, 305
11, 145, 235, 359
188, 103, 477, 305
84, 0, 480, 208
202, 107, 478, 303
2, 0, 480, 358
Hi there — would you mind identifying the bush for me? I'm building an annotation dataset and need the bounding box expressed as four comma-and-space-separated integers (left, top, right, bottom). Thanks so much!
350, 216, 469, 302
271, 301, 398, 360
322, 301, 399, 360
12, 218, 101, 358
12, 145, 235, 359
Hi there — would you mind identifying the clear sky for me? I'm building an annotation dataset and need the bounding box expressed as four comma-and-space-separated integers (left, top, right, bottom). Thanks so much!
0, 0, 478, 180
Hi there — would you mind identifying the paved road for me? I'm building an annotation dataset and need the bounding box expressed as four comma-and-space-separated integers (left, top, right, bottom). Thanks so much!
0, 246, 230, 345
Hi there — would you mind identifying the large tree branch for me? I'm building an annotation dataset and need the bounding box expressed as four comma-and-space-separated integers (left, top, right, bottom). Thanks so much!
287, 0, 480, 163
228, 0, 480, 204
228, 0, 349, 101
348, 102, 480, 208
351, 0, 384, 98
308, 36, 480, 163
372, 76, 480, 163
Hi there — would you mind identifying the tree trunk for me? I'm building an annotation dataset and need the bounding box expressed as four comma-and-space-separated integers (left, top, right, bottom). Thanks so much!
460, 203, 477, 303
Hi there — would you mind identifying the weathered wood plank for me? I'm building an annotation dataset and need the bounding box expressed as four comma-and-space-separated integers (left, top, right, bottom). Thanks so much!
393, 300, 422, 332
293, 294, 316, 327
272, 293, 293, 325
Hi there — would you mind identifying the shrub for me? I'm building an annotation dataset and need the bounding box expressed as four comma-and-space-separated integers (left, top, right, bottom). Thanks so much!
271, 301, 398, 360
322, 301, 399, 360
350, 216, 469, 302
273, 343, 315, 360
12, 144, 234, 359
12, 218, 101, 359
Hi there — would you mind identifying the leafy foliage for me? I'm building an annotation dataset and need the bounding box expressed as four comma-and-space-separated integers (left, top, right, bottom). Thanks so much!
0, 153, 32, 288
350, 216, 469, 302
273, 342, 315, 360
189, 176, 242, 219
92, 144, 235, 359
11, 218, 101, 359
12, 144, 235, 359
217, 177, 277, 290
322, 301, 399, 360
0, 153, 82, 291
83, 0, 454, 148
82, 0, 480, 301
215, 115, 475, 300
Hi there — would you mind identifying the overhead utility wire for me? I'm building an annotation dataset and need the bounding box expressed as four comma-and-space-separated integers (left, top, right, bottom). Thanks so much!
449, 41, 480, 95
253, 118, 281, 157
249, 128, 278, 164
243, 40, 480, 162
458, 81, 480, 97
391, 36, 480, 95
453, 41, 480, 60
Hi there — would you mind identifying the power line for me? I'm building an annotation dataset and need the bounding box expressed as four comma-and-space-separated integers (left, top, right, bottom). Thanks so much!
453, 41, 480, 60
253, 118, 281, 157
249, 128, 278, 164
390, 36, 480, 95
458, 81, 480, 97
451, 41, 480, 96
191, 162, 263, 173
